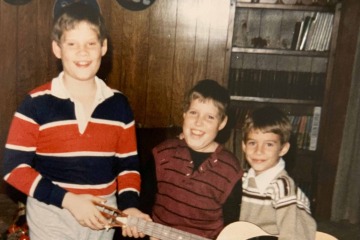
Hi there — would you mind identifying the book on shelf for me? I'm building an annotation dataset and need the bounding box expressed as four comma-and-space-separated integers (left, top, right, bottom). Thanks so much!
291, 21, 303, 50
321, 13, 334, 51
304, 12, 320, 51
294, 20, 305, 51
309, 106, 321, 151
299, 15, 315, 51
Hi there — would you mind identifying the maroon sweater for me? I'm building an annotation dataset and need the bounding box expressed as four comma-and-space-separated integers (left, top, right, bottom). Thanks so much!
152, 139, 243, 239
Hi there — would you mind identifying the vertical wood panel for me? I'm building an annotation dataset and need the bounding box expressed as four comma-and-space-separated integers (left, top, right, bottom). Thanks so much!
0, 1, 18, 179
97, 0, 113, 83
192, 0, 211, 85
170, 0, 197, 126
106, 1, 124, 91
122, 9, 150, 126
37, 0, 57, 82
17, 1, 38, 103
145, 0, 177, 127
206, 0, 232, 85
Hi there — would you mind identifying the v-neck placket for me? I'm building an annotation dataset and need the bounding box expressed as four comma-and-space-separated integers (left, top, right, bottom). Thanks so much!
50, 72, 114, 135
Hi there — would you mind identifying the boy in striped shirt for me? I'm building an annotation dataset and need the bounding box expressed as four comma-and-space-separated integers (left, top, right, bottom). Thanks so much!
2, 2, 149, 239
240, 106, 316, 240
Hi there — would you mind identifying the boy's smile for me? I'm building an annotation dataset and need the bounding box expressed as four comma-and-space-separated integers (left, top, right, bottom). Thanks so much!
242, 129, 289, 176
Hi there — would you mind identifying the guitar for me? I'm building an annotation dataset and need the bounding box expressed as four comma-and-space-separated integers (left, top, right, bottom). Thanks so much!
97, 203, 276, 240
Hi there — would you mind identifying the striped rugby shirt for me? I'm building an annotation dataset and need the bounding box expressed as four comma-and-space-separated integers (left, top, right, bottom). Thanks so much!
3, 72, 140, 209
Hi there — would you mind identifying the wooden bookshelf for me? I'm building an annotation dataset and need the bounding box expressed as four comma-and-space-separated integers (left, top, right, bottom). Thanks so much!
226, 1, 342, 210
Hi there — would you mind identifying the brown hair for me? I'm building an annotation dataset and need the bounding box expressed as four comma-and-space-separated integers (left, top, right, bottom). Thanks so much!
242, 106, 292, 145
52, 2, 107, 44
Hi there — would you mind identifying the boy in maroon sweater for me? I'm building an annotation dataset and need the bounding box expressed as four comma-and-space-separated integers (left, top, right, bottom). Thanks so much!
145, 80, 243, 239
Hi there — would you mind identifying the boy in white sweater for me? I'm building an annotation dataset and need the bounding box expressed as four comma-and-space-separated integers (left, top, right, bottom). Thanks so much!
240, 106, 316, 240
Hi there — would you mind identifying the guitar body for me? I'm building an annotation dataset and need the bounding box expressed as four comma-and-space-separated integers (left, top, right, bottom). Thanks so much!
216, 221, 278, 240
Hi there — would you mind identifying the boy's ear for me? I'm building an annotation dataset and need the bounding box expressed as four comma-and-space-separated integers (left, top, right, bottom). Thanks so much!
218, 116, 228, 131
279, 142, 290, 157
52, 41, 62, 59
101, 39, 108, 56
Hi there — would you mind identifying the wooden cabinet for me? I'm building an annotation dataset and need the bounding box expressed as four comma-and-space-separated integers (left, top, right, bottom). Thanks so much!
226, 1, 341, 211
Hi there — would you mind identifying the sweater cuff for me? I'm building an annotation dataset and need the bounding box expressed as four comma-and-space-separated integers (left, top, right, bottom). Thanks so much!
117, 191, 139, 210
33, 178, 67, 208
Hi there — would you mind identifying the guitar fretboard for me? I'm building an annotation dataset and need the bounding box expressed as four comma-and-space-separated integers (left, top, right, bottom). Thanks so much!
127, 216, 211, 240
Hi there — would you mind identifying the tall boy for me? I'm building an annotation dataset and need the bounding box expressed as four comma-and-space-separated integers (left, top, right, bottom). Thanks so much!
149, 79, 243, 239
240, 106, 316, 240
2, 2, 149, 239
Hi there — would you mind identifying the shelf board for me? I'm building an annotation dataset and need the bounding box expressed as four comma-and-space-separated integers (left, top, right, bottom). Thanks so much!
230, 95, 321, 105
236, 2, 334, 12
231, 47, 329, 57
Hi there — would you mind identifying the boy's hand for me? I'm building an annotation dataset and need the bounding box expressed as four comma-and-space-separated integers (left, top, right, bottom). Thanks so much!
122, 208, 152, 238
62, 192, 107, 230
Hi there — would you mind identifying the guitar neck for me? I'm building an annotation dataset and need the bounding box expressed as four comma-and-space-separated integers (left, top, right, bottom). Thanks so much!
127, 216, 211, 240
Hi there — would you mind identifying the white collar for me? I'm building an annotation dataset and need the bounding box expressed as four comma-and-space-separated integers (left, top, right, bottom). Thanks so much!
244, 158, 285, 194
51, 71, 114, 102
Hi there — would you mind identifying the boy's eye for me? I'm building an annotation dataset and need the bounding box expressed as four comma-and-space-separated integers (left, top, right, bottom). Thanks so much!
247, 141, 256, 146
66, 42, 75, 47
207, 115, 215, 120
88, 41, 97, 46
188, 110, 197, 115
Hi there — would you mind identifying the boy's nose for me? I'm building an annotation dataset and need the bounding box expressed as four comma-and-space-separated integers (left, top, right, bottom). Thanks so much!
194, 116, 203, 126
78, 45, 89, 54
255, 145, 264, 154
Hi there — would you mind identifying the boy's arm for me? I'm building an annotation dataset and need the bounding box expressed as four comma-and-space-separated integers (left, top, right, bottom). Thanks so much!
114, 98, 141, 210
3, 97, 67, 207
139, 154, 157, 215
273, 181, 316, 240
222, 179, 242, 225
115, 122, 141, 210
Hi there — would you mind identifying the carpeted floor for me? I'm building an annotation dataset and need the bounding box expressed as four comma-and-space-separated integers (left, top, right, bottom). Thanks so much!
0, 193, 18, 237
0, 193, 359, 239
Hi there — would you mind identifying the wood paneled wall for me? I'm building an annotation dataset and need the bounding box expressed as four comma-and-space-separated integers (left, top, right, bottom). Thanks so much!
98, 0, 233, 127
0, 0, 233, 177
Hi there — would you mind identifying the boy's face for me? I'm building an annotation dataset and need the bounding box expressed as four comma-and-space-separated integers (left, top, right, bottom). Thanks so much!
52, 21, 107, 83
182, 98, 227, 152
242, 129, 290, 176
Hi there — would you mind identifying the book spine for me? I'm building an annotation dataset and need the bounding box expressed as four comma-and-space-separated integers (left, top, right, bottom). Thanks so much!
309, 106, 322, 151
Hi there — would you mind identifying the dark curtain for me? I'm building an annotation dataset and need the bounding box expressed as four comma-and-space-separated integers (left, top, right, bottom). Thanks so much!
331, 24, 360, 224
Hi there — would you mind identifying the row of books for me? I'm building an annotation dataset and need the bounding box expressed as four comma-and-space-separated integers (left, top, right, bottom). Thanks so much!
228, 68, 325, 101
289, 106, 321, 151
291, 12, 334, 51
